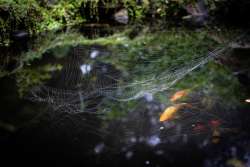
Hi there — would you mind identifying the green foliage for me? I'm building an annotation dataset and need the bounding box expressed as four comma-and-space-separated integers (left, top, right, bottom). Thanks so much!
0, 0, 42, 44
0, 0, 87, 45
39, 0, 86, 30
1, 0, 230, 45
0, 0, 195, 40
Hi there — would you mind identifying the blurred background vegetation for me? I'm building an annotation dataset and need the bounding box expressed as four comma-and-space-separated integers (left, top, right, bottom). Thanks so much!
1, 0, 250, 45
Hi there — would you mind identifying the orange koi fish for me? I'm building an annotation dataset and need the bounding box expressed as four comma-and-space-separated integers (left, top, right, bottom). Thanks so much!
170, 89, 190, 102
212, 129, 221, 144
159, 103, 192, 122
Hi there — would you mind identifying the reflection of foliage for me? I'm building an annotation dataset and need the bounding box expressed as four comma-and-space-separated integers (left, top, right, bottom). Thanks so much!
16, 64, 62, 97
21, 29, 129, 64
100, 29, 219, 82
8, 26, 244, 118
172, 61, 244, 109
19, 28, 240, 103
21, 27, 239, 67
101, 99, 138, 121
156, 60, 244, 116
21, 28, 224, 77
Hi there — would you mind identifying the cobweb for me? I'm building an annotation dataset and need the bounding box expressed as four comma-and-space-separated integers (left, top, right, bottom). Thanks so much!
28, 44, 227, 111
26, 33, 243, 156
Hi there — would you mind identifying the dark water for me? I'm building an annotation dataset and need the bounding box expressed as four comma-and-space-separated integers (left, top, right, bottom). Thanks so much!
0, 26, 250, 167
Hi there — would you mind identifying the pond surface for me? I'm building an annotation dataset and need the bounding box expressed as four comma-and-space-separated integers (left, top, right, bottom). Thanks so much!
0, 26, 250, 167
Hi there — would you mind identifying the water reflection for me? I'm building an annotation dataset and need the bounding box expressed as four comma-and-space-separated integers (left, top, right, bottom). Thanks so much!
25, 42, 245, 154
1, 28, 250, 166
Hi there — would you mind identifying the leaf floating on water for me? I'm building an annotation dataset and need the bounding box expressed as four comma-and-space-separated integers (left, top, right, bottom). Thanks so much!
159, 103, 192, 122
170, 89, 190, 102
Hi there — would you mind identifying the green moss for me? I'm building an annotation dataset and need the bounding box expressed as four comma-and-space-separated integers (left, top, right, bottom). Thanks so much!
0, 0, 86, 45
38, 0, 86, 31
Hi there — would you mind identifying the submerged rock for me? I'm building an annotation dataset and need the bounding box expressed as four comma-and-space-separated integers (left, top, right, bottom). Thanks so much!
183, 0, 208, 26
114, 9, 129, 24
